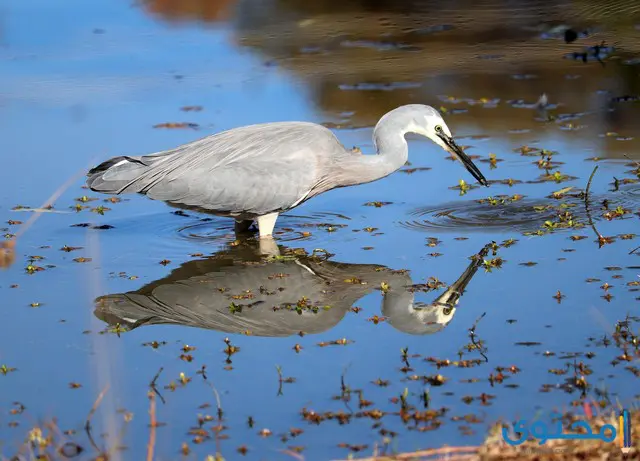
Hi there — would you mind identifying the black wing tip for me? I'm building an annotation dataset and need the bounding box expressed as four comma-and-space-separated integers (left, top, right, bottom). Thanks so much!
87, 156, 127, 176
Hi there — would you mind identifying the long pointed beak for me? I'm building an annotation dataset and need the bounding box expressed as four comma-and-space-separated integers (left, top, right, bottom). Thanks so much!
432, 243, 489, 307
438, 133, 489, 186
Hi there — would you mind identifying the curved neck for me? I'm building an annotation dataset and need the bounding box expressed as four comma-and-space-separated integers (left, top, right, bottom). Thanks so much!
337, 111, 412, 187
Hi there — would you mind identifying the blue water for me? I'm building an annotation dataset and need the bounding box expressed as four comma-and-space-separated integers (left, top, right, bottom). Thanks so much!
1, 0, 639, 459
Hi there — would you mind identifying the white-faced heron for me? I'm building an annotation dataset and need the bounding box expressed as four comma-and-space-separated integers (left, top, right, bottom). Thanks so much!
87, 104, 488, 238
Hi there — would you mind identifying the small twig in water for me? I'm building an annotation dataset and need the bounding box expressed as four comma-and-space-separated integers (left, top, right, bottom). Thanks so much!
149, 367, 165, 404
339, 364, 355, 414
204, 377, 223, 420
623, 153, 640, 169
276, 365, 284, 396
585, 165, 598, 204
200, 368, 224, 458
340, 364, 350, 396
469, 312, 488, 362
470, 312, 486, 332
583, 166, 611, 248
84, 384, 110, 454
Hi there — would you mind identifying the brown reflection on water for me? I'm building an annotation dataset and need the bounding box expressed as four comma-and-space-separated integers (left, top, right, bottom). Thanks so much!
142, 0, 235, 23
141, 0, 640, 158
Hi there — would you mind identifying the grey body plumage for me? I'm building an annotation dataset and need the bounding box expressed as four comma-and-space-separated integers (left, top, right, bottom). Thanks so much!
87, 104, 488, 237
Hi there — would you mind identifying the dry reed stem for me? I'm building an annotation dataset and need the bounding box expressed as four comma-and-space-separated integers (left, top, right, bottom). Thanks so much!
15, 164, 93, 240
86, 223, 123, 461
147, 391, 157, 461
583, 165, 608, 246
1, 162, 95, 269
84, 384, 110, 453
585, 165, 598, 203
623, 153, 640, 169
336, 445, 480, 461
85, 385, 110, 430
588, 305, 616, 337
280, 448, 306, 461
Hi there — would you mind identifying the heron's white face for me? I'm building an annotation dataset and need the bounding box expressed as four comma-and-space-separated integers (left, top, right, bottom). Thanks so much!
404, 113, 452, 149
408, 112, 489, 186
423, 114, 453, 151
412, 302, 456, 325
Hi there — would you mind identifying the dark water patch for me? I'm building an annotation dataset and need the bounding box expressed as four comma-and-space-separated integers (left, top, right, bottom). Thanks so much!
537, 25, 594, 42
340, 40, 421, 51
406, 24, 455, 36
507, 99, 559, 110
70, 223, 115, 230
563, 42, 615, 63
338, 82, 422, 91
611, 95, 640, 103
511, 74, 538, 80
437, 95, 501, 107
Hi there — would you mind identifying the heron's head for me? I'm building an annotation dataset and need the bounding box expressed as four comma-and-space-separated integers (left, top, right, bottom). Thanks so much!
409, 106, 489, 186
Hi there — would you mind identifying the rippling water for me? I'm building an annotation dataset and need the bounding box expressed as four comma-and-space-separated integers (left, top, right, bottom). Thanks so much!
402, 183, 640, 233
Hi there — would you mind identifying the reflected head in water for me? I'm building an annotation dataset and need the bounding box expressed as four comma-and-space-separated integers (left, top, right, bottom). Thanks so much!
94, 239, 493, 337
385, 242, 491, 335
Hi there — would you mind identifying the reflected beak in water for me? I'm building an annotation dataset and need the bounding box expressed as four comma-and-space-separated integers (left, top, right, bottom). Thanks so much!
438, 132, 489, 186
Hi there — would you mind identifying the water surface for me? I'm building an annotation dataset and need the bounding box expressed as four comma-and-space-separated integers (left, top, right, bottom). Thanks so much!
1, 0, 640, 459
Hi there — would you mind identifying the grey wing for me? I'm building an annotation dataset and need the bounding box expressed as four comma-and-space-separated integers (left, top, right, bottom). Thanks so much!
94, 259, 350, 337
120, 122, 344, 216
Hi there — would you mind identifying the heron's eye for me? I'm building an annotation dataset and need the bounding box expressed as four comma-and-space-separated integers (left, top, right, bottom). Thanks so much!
443, 306, 453, 315
434, 125, 443, 134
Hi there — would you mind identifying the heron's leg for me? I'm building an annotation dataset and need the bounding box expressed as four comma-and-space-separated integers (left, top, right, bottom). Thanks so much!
259, 236, 280, 257
257, 212, 279, 238
234, 219, 254, 234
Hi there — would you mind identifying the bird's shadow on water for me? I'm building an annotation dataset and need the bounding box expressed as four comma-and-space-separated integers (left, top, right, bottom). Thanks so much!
93, 239, 494, 337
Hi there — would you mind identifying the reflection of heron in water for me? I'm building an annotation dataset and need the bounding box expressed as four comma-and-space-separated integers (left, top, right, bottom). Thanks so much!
94, 241, 492, 337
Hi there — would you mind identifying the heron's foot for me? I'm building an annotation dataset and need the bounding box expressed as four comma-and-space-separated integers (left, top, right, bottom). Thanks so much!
234, 219, 256, 235
258, 236, 280, 257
